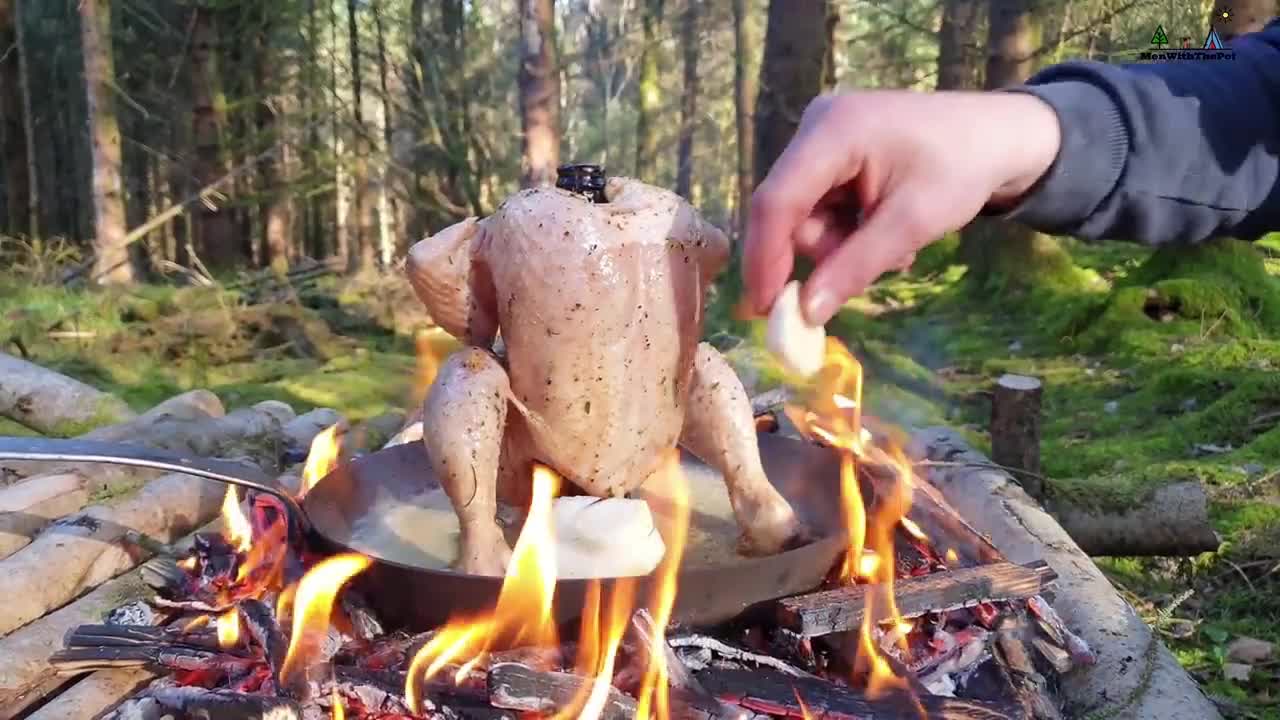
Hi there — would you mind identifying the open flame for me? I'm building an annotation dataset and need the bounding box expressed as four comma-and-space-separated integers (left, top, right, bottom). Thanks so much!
216, 608, 240, 650
221, 486, 253, 554
279, 553, 373, 687
405, 463, 563, 713
300, 423, 344, 498
789, 338, 928, 700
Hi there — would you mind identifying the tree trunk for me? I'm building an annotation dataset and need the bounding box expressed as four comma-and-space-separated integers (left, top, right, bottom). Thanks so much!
675, 0, 699, 199
517, 0, 560, 188
754, 0, 833, 185
0, 0, 31, 237
1216, 0, 1276, 40
190, 3, 240, 271
255, 8, 291, 276
634, 0, 663, 180
330, 0, 348, 265
731, 0, 757, 240
959, 0, 1076, 289
372, 0, 397, 264
346, 0, 376, 274
936, 0, 982, 90
79, 0, 133, 284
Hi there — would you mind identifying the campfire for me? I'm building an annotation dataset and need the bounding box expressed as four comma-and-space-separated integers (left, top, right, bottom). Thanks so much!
41, 337, 1092, 720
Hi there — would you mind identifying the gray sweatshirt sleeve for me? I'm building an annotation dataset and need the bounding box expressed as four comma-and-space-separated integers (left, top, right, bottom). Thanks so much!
987, 20, 1280, 245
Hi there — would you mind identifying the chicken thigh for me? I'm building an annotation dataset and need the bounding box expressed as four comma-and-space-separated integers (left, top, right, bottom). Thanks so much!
407, 176, 807, 576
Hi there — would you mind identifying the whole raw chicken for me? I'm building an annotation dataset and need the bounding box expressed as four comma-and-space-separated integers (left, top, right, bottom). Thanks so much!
406, 176, 807, 576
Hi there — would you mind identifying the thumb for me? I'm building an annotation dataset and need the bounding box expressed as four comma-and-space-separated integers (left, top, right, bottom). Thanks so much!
800, 191, 936, 325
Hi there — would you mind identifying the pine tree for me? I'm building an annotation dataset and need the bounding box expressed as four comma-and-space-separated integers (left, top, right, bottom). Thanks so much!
1150, 24, 1169, 46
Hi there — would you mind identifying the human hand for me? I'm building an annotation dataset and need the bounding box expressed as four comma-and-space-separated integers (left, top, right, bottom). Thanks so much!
744, 89, 1062, 325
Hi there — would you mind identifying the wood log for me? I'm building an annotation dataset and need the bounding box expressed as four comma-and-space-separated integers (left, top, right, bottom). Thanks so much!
990, 374, 1042, 499
0, 465, 237, 636
24, 668, 154, 720
0, 390, 225, 482
776, 561, 1056, 638
0, 520, 219, 718
628, 609, 736, 720
1048, 480, 1221, 557
911, 427, 1223, 720
699, 667, 1023, 719
0, 391, 229, 558
487, 662, 636, 720
0, 352, 136, 436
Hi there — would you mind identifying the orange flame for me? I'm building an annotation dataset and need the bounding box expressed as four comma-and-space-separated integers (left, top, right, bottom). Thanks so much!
405, 464, 563, 713
795, 687, 816, 719
331, 688, 346, 720
411, 328, 457, 407
177, 556, 198, 572
221, 486, 252, 554
216, 608, 240, 650
634, 449, 691, 720
555, 578, 638, 720
300, 424, 344, 498
279, 553, 373, 687
793, 337, 927, 699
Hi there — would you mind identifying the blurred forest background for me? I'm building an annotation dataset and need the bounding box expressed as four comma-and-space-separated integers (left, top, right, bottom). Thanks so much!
5, 0, 1280, 716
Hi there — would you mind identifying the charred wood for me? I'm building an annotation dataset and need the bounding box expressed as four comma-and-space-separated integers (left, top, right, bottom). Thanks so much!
700, 667, 1024, 719
487, 661, 636, 719
776, 561, 1056, 637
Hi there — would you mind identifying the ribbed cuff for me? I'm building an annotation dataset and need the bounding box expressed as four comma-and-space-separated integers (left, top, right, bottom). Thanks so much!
981, 79, 1130, 231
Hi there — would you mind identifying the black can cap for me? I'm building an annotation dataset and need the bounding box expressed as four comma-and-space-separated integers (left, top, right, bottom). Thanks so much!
556, 163, 607, 203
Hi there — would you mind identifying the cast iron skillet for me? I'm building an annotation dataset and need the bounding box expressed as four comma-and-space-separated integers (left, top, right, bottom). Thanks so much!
0, 432, 847, 630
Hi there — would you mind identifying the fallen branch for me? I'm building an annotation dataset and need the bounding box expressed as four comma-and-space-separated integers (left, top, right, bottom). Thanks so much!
487, 662, 636, 720
0, 352, 135, 436
0, 520, 220, 718
775, 561, 1056, 638
911, 427, 1223, 720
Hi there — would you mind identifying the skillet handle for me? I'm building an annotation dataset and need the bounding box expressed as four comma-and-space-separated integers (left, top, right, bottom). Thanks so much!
0, 436, 310, 532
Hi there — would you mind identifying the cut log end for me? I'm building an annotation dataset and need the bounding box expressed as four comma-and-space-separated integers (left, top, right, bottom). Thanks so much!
991, 373, 1043, 498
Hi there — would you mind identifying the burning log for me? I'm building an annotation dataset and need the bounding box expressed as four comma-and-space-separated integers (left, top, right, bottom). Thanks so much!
487, 661, 637, 720
625, 609, 738, 719
0, 351, 136, 436
989, 374, 1042, 499
913, 427, 1224, 720
0, 520, 219, 718
776, 561, 1057, 638
0, 467, 238, 636
700, 667, 1024, 719
148, 686, 303, 719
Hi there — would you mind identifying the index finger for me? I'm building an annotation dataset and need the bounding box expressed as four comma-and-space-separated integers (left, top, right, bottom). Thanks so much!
743, 102, 857, 314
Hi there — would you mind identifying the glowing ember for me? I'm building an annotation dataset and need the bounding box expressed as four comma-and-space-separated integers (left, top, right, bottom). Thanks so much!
216, 608, 240, 650
300, 423, 344, 498
221, 486, 252, 554
900, 517, 928, 542
405, 464, 563, 713
945, 548, 959, 564
279, 553, 373, 687
177, 556, 198, 572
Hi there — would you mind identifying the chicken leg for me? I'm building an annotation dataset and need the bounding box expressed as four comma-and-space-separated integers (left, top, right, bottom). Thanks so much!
679, 342, 809, 555
422, 347, 512, 576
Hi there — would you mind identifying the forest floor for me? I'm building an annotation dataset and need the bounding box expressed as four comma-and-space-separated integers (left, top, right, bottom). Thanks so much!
3, 234, 1280, 717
